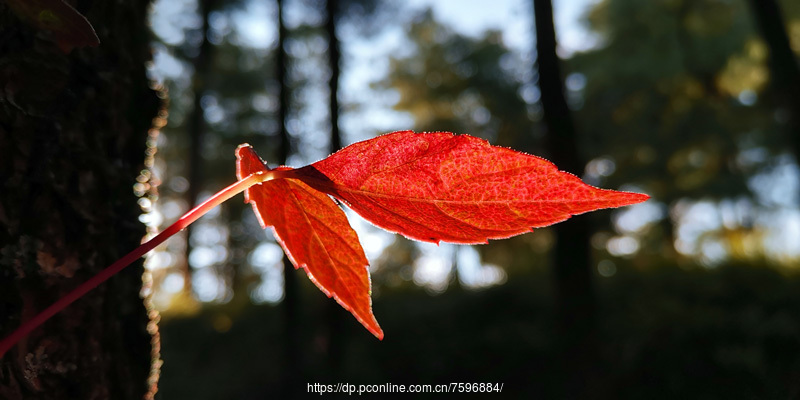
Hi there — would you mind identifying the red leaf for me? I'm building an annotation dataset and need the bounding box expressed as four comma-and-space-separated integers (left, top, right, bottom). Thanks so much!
235, 131, 647, 339
236, 145, 383, 340
291, 131, 649, 244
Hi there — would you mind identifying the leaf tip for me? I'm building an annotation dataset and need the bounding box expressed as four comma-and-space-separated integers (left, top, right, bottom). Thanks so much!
364, 315, 384, 340
624, 191, 651, 205
235, 143, 253, 156
593, 188, 651, 210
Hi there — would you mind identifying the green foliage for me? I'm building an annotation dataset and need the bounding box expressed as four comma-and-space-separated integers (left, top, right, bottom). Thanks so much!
568, 0, 795, 203
377, 10, 531, 149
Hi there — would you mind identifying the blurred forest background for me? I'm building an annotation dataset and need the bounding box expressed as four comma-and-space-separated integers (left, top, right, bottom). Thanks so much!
142, 0, 800, 398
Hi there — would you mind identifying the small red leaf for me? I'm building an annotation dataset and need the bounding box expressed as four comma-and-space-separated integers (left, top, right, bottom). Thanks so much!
236, 145, 383, 339
292, 131, 649, 244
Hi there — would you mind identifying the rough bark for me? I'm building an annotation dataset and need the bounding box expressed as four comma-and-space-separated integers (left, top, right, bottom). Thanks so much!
533, 0, 602, 398
0, 1, 159, 399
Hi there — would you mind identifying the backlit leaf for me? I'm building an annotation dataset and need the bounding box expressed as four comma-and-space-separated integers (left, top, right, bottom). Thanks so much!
291, 130, 650, 244
236, 144, 383, 339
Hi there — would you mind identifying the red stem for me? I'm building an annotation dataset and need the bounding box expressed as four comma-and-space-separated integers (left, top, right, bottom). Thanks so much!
0, 170, 276, 358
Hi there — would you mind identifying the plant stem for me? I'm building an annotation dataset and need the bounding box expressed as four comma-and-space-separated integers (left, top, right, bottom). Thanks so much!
0, 170, 275, 358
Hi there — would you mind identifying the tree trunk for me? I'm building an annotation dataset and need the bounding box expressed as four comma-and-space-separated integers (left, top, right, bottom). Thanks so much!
184, 0, 220, 297
0, 1, 159, 399
275, 0, 300, 397
533, 0, 602, 398
746, 0, 800, 160
324, 0, 346, 381
326, 0, 342, 154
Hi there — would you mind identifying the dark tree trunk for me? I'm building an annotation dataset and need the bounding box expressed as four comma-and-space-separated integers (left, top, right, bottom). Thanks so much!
0, 1, 159, 400
746, 0, 800, 159
185, 0, 220, 297
326, 0, 342, 153
277, 0, 291, 165
275, 0, 300, 397
533, 0, 602, 398
324, 0, 346, 381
